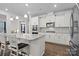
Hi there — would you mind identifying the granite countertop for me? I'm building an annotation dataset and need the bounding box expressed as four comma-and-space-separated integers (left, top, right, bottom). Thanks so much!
16, 33, 45, 40
6, 33, 44, 41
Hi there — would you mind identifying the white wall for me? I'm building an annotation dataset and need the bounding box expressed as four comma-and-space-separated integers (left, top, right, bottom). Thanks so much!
0, 10, 27, 34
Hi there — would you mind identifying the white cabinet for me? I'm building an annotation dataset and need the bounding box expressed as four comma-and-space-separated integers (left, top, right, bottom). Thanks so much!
29, 17, 38, 33
55, 34, 66, 45
46, 15, 55, 23
55, 10, 72, 27
39, 13, 71, 27
63, 34, 71, 45
45, 33, 56, 43
55, 15, 65, 27
30, 36, 45, 56
31, 17, 38, 25
39, 16, 46, 27
64, 13, 71, 27
39, 10, 72, 27
45, 33, 71, 45
39, 15, 55, 27
45, 33, 50, 42
55, 15, 70, 27
56, 34, 70, 45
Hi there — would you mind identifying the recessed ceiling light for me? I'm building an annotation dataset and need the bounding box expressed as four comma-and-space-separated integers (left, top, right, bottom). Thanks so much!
54, 4, 57, 7
5, 8, 8, 11
25, 4, 29, 6
10, 18, 13, 21
17, 29, 19, 32
24, 14, 28, 18
16, 16, 19, 19
27, 11, 30, 14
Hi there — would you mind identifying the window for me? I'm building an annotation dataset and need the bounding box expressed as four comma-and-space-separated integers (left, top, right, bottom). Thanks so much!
0, 21, 6, 33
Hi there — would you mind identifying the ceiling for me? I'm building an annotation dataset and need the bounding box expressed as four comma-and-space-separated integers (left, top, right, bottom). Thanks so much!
0, 3, 76, 17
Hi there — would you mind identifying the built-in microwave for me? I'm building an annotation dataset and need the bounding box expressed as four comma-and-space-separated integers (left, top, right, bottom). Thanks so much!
46, 22, 55, 28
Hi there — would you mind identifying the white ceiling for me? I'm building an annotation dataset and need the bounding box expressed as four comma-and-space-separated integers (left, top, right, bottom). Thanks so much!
0, 3, 76, 17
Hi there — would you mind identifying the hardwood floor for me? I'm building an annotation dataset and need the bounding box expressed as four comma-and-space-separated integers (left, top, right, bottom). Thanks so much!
44, 42, 70, 56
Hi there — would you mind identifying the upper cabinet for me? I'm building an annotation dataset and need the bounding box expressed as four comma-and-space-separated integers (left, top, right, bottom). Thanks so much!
39, 15, 47, 27
55, 10, 72, 27
55, 15, 65, 27
30, 16, 38, 25
39, 15, 55, 27
46, 15, 55, 23
38, 10, 72, 27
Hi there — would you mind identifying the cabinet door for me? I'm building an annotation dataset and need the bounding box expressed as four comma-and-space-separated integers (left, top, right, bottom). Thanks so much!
64, 34, 71, 45
39, 17, 46, 27
49, 33, 55, 43
64, 13, 71, 27
55, 12, 71, 27
45, 33, 55, 43
45, 33, 50, 42
55, 15, 65, 27
39, 11, 71, 27
39, 15, 55, 27
54, 34, 61, 44
57, 34, 70, 45
30, 38, 44, 56
58, 34, 66, 44
31, 17, 38, 25
46, 15, 55, 23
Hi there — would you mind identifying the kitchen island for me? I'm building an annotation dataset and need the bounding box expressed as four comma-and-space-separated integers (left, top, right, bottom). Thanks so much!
7, 33, 45, 56
17, 34, 45, 56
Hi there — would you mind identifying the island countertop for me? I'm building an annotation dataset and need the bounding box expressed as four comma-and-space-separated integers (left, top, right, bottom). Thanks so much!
17, 33, 45, 40
6, 33, 45, 41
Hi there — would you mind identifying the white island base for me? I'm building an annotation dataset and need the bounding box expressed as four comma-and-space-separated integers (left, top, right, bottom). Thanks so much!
16, 34, 45, 56
29, 36, 45, 56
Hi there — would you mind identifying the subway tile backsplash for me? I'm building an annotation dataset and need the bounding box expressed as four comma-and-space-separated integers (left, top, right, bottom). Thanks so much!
55, 27, 70, 34
40, 27, 70, 34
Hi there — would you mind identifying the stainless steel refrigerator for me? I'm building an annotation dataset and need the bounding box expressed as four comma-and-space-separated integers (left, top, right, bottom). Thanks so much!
69, 3, 79, 56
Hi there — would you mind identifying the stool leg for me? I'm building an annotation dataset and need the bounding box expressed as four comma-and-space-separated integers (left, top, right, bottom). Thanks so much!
0, 44, 5, 56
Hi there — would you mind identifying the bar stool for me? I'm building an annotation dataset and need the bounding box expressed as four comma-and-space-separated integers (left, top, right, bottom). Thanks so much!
9, 43, 30, 56
8, 35, 30, 56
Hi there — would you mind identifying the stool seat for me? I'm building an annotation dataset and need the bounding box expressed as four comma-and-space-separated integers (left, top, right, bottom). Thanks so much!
18, 43, 29, 49
11, 43, 29, 50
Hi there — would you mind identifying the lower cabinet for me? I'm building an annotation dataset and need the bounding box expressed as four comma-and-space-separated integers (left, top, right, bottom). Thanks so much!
30, 36, 45, 56
45, 33, 71, 45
